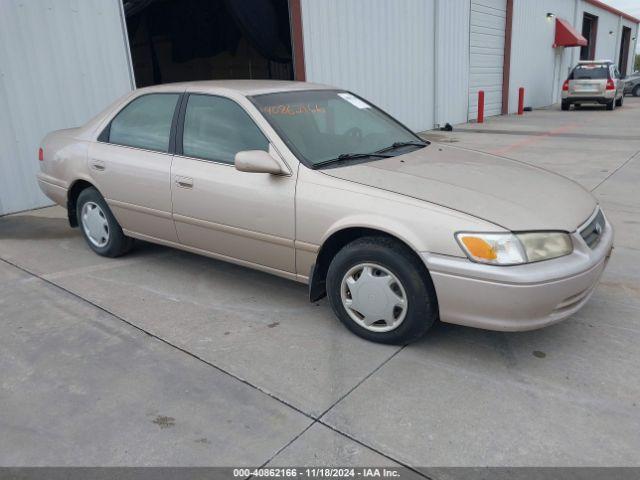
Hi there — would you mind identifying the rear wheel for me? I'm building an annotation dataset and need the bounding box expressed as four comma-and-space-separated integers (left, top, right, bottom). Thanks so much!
606, 99, 615, 111
326, 236, 438, 345
561, 101, 570, 111
616, 95, 624, 107
76, 187, 133, 257
633, 85, 640, 97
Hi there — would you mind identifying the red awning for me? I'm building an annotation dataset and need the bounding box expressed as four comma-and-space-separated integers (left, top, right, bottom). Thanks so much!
554, 18, 588, 48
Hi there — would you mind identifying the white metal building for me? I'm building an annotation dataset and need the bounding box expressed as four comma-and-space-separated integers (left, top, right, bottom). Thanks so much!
0, 0, 134, 216
0, 0, 638, 215
300, 0, 639, 129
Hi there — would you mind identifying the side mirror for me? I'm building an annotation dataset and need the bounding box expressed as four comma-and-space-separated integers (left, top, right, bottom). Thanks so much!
234, 150, 286, 175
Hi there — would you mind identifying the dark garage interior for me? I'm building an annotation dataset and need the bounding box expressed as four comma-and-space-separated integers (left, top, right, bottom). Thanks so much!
123, 0, 294, 87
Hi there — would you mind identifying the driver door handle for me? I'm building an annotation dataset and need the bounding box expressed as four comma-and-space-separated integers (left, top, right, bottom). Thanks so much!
175, 176, 194, 189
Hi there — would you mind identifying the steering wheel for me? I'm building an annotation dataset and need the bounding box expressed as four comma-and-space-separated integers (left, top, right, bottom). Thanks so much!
345, 127, 363, 143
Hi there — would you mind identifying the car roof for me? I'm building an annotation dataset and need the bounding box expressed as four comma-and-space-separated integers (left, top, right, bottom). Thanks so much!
577, 60, 613, 65
134, 80, 336, 97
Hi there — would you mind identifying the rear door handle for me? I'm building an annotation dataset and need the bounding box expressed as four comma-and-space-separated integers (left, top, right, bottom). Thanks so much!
175, 176, 194, 189
90, 160, 105, 171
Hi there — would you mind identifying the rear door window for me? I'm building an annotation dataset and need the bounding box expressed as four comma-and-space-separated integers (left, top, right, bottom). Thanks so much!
108, 94, 180, 153
571, 66, 609, 80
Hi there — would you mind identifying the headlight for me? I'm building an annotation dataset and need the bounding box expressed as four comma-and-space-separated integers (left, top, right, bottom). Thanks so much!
456, 232, 573, 265
517, 232, 573, 263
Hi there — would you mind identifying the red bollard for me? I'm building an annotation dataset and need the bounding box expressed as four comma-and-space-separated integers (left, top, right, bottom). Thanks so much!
518, 87, 525, 115
478, 90, 485, 123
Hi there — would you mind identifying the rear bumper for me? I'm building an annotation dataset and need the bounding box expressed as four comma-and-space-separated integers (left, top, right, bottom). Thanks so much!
422, 211, 614, 332
562, 91, 615, 104
36, 173, 67, 206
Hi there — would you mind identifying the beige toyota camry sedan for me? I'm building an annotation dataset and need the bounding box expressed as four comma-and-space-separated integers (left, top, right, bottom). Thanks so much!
37, 80, 613, 344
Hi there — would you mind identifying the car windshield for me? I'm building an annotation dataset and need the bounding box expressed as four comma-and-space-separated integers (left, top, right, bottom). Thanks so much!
571, 65, 609, 80
250, 90, 425, 167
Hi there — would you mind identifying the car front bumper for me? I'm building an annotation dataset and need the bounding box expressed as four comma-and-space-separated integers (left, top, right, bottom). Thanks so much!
422, 211, 614, 331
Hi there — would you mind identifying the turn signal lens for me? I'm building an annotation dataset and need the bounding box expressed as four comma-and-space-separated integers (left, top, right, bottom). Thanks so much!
456, 233, 526, 265
461, 237, 497, 260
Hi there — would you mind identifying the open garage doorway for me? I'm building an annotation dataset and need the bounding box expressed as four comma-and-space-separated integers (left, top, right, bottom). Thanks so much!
619, 26, 631, 76
123, 0, 294, 87
580, 13, 598, 61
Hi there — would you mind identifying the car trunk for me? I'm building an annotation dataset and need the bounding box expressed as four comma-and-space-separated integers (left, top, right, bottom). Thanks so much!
569, 65, 609, 96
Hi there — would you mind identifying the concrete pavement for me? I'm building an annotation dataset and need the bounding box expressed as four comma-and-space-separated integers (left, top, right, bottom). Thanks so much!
1, 99, 639, 469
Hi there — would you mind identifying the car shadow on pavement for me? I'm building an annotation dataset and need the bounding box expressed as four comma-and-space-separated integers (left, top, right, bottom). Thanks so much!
0, 215, 76, 240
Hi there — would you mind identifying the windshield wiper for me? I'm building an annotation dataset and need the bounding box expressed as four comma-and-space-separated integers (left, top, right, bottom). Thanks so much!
375, 141, 428, 154
313, 152, 393, 169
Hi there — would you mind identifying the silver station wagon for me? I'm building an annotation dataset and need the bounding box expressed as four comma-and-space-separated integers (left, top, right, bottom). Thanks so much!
37, 81, 614, 344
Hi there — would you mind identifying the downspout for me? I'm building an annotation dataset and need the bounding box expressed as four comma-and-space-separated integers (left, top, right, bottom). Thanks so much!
501, 0, 514, 114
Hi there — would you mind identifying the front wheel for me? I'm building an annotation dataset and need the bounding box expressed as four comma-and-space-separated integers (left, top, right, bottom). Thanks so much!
76, 187, 133, 257
633, 85, 640, 97
326, 237, 438, 344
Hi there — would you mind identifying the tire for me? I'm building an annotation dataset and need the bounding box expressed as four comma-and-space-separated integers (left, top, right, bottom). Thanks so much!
561, 101, 570, 111
606, 99, 615, 111
326, 236, 438, 345
633, 85, 640, 97
616, 95, 624, 107
76, 187, 133, 257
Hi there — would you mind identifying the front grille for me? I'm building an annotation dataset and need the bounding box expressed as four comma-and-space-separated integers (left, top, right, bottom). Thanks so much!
580, 210, 606, 249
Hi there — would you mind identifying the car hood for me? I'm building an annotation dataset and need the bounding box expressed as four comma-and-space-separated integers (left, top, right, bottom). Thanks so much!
321, 144, 596, 231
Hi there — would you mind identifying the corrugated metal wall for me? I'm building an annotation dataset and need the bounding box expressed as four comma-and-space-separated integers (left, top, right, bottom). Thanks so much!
300, 0, 436, 132
583, 3, 640, 78
435, 0, 470, 127
583, 1, 623, 63
509, 0, 577, 113
301, 0, 638, 127
510, 0, 639, 114
0, 0, 134, 216
621, 19, 640, 76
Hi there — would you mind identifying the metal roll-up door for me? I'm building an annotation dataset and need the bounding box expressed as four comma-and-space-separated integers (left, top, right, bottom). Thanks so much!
468, 0, 507, 120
